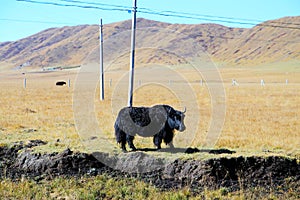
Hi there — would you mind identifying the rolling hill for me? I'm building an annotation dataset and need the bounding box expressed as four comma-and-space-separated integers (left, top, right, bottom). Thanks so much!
0, 16, 299, 70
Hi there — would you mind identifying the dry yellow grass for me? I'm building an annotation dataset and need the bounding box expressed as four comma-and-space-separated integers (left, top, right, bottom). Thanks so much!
0, 70, 82, 151
0, 64, 299, 157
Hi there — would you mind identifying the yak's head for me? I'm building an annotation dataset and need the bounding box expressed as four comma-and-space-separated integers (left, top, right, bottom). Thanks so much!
167, 106, 186, 132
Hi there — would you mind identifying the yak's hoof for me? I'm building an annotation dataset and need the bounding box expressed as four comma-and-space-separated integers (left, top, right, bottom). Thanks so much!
130, 147, 137, 152
122, 149, 127, 153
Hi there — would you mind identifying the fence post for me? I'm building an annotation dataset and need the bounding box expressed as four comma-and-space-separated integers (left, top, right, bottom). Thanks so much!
232, 79, 239, 86
24, 78, 27, 88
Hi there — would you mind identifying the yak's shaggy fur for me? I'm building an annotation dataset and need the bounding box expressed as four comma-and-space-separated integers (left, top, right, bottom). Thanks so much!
114, 105, 186, 152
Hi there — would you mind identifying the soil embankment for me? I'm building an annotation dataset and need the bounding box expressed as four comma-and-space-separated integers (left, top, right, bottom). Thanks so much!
0, 140, 299, 193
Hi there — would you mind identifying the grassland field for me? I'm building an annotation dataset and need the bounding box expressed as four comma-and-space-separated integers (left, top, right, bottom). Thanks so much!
0, 63, 299, 155
0, 62, 299, 199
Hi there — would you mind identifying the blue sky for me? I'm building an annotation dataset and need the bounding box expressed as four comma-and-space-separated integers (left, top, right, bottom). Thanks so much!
0, 0, 299, 42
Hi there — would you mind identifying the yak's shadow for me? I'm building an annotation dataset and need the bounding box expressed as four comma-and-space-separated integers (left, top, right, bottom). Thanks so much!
135, 147, 236, 154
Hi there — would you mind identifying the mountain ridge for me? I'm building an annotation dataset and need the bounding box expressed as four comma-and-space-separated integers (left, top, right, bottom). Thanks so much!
0, 16, 299, 69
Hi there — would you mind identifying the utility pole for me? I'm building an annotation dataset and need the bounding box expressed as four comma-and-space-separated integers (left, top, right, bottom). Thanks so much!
99, 18, 104, 100
128, 0, 137, 107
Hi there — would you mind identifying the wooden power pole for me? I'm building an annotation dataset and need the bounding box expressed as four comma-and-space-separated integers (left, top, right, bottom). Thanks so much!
128, 0, 137, 107
99, 18, 104, 100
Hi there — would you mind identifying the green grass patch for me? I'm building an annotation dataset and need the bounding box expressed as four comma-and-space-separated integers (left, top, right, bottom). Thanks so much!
0, 175, 299, 200
0, 175, 192, 200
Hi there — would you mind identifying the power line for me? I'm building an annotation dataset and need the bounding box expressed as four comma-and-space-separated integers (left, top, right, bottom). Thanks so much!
16, 0, 128, 11
52, 0, 300, 27
0, 18, 75, 25
139, 10, 300, 30
57, 0, 131, 10
1, 17, 298, 43
17, 0, 300, 30
138, 8, 300, 26
11, 0, 300, 44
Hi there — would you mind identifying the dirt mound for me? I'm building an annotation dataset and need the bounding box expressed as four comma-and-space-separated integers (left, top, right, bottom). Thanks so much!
0, 140, 299, 193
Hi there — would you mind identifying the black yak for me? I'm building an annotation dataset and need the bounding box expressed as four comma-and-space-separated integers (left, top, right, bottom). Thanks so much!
114, 104, 186, 152
56, 81, 66, 86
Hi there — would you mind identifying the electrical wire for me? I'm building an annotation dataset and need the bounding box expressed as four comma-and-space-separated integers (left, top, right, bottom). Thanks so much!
58, 0, 131, 9
16, 0, 300, 30
16, 0, 128, 11
0, 18, 76, 25
138, 8, 300, 26
138, 10, 300, 30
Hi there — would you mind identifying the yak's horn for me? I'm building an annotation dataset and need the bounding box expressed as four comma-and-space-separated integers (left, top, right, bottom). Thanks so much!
182, 107, 186, 113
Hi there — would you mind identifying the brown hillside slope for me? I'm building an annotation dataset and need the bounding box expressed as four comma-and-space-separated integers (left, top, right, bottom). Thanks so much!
0, 17, 299, 69
213, 16, 300, 66
0, 19, 172, 69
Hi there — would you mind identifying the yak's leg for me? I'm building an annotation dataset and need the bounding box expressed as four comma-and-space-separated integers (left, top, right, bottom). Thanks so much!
126, 135, 136, 151
121, 140, 127, 152
163, 129, 174, 149
115, 124, 127, 152
153, 135, 162, 149
168, 142, 175, 149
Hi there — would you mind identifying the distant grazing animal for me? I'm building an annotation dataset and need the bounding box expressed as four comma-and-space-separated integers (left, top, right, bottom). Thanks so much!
56, 81, 67, 86
114, 104, 186, 152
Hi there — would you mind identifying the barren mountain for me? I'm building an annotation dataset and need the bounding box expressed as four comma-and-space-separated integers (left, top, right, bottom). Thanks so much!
0, 16, 299, 69
213, 16, 300, 66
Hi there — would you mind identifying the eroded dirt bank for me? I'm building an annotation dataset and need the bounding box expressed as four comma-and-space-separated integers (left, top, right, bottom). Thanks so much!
0, 140, 299, 193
